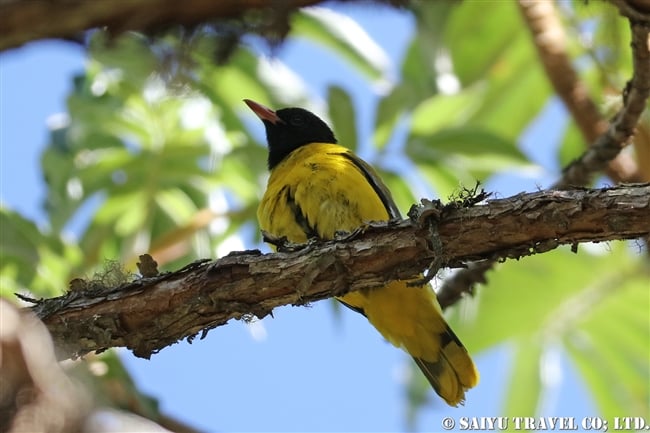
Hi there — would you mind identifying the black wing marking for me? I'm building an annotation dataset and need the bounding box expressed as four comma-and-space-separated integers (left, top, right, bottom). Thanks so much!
281, 185, 319, 239
337, 151, 402, 220
337, 299, 366, 317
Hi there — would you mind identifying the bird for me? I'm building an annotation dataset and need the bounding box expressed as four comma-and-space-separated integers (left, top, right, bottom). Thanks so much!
245, 98, 479, 406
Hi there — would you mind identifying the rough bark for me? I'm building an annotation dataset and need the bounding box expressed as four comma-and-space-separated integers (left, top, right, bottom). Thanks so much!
0, 0, 324, 51
555, 13, 650, 188
25, 184, 650, 360
518, 0, 650, 187
447, 0, 650, 304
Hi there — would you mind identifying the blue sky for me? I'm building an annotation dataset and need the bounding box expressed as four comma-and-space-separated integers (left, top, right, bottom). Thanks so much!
0, 3, 604, 432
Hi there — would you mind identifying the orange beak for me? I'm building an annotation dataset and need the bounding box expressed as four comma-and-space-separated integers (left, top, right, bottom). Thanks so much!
244, 99, 283, 124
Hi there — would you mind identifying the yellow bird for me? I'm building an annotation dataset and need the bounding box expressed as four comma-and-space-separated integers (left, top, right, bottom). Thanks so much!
245, 99, 478, 406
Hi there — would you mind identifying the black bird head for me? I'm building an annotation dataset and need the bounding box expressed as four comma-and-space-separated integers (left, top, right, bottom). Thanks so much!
244, 99, 337, 169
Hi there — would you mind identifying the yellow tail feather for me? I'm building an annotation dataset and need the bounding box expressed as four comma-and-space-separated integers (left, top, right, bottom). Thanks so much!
413, 325, 479, 406
340, 280, 479, 406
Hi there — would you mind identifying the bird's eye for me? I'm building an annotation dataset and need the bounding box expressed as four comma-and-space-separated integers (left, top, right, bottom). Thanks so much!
290, 115, 304, 126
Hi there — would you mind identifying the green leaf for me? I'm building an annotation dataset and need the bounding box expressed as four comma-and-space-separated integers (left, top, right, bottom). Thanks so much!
411, 127, 526, 158
88, 31, 158, 91
439, 0, 553, 140
558, 121, 585, 168
503, 340, 544, 418
446, 243, 647, 418
450, 245, 619, 348
400, 36, 437, 98
373, 84, 415, 149
214, 144, 267, 204
566, 272, 650, 419
0, 208, 41, 293
467, 35, 551, 139
409, 86, 485, 136
155, 188, 200, 226
0, 208, 80, 297
407, 127, 533, 191
292, 7, 390, 83
327, 85, 357, 152
399, 2, 456, 97
411, 159, 466, 200
375, 168, 418, 216
444, 1, 523, 85
205, 51, 271, 112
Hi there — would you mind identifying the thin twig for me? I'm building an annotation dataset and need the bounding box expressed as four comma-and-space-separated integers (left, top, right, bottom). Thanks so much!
557, 10, 650, 188
436, 0, 650, 305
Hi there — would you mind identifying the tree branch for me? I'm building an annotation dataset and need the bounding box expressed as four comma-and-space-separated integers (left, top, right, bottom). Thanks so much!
556, 6, 650, 188
0, 0, 328, 51
0, 299, 91, 432
518, 0, 608, 143
518, 0, 648, 186
441, 1, 650, 303
0, 299, 202, 433
25, 184, 650, 360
